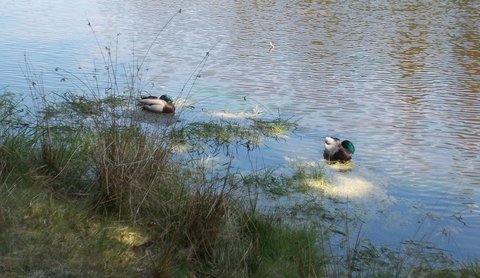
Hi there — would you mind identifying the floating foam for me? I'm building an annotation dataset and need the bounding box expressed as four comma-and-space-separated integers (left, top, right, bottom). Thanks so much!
308, 174, 394, 205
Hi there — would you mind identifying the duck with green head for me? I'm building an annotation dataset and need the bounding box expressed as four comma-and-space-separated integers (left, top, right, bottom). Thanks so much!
323, 136, 355, 163
139, 95, 175, 114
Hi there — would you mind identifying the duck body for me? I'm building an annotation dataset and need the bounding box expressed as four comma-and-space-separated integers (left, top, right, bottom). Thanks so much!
323, 136, 355, 163
139, 95, 175, 114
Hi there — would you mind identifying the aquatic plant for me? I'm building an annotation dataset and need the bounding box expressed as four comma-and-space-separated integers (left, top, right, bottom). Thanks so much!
169, 116, 297, 155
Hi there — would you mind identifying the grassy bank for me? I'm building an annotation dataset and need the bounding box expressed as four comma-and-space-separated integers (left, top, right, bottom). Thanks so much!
0, 91, 326, 277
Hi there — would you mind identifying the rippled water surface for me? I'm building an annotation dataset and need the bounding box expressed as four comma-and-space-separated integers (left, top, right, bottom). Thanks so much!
1, 0, 479, 261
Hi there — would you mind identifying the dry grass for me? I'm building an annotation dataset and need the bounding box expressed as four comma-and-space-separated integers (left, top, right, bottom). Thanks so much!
92, 124, 170, 222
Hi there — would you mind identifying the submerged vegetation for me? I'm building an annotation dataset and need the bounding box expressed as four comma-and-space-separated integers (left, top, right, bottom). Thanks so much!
169, 116, 297, 154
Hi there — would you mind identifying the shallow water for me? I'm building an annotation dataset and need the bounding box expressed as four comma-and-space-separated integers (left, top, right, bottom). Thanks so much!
1, 0, 479, 261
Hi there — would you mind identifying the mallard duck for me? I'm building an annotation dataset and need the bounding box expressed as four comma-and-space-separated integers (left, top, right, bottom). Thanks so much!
323, 136, 355, 163
139, 95, 175, 113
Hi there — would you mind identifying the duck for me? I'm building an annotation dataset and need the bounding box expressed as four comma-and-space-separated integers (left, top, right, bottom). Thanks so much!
139, 95, 175, 113
323, 136, 355, 163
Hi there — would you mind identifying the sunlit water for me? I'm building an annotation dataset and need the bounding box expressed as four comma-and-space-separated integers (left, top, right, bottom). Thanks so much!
1, 0, 479, 262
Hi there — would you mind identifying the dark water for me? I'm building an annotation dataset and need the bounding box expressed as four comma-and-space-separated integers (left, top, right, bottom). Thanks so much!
1, 0, 479, 261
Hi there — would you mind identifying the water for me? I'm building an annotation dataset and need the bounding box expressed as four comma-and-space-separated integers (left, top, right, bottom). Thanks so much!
1, 0, 479, 261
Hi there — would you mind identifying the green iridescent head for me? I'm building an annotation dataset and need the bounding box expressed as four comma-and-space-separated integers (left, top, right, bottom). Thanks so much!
160, 94, 174, 103
342, 140, 355, 154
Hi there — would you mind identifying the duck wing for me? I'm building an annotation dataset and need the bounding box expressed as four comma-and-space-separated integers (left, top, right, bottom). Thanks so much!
329, 147, 353, 162
139, 98, 166, 105
142, 103, 167, 113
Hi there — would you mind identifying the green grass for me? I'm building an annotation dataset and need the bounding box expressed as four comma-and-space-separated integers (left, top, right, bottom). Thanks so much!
169, 116, 297, 154
0, 91, 329, 276
239, 162, 326, 197
240, 213, 325, 277
0, 184, 149, 277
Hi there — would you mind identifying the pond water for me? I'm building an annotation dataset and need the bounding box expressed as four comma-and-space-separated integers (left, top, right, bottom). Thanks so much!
1, 0, 479, 262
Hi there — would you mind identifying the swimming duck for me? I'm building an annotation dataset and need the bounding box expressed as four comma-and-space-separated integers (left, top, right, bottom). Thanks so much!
139, 95, 175, 113
323, 136, 355, 163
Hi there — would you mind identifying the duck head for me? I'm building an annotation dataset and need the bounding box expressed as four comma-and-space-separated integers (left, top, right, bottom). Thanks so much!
160, 94, 174, 103
323, 136, 355, 163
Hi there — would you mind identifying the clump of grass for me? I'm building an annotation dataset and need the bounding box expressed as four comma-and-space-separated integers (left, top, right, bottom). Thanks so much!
241, 168, 295, 196
0, 93, 31, 175
239, 213, 325, 277
177, 190, 228, 260
0, 92, 25, 131
239, 162, 326, 197
91, 124, 170, 222
170, 120, 253, 152
170, 116, 297, 155
251, 117, 298, 138
291, 161, 326, 181
0, 132, 35, 179
139, 161, 234, 275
